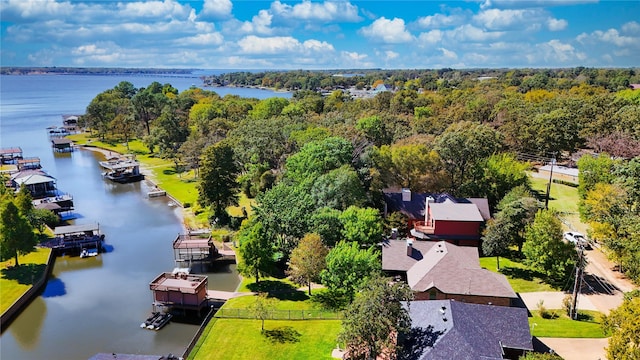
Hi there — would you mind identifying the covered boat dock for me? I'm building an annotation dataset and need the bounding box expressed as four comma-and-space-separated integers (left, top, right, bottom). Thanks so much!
43, 223, 105, 254
149, 271, 209, 315
172, 233, 218, 265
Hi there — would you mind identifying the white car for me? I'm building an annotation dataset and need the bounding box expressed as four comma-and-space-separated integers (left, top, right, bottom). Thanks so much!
564, 231, 591, 249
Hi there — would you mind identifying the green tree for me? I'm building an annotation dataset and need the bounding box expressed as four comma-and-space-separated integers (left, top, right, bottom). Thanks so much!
237, 220, 275, 283
603, 294, 640, 360
286, 233, 328, 295
522, 209, 576, 284
482, 217, 512, 270
320, 241, 380, 301
372, 143, 447, 192
435, 121, 503, 193
0, 201, 36, 266
339, 274, 413, 360
198, 143, 240, 224
249, 292, 276, 332
340, 206, 383, 247
285, 137, 353, 183
311, 165, 366, 211
310, 207, 344, 247
577, 153, 617, 200
472, 153, 530, 210
249, 97, 289, 120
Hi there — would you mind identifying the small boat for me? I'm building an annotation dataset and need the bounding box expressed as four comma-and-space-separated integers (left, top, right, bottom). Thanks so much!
80, 248, 99, 258
141, 312, 172, 330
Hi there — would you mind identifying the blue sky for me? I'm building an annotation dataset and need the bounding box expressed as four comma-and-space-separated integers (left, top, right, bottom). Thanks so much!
1, 0, 639, 69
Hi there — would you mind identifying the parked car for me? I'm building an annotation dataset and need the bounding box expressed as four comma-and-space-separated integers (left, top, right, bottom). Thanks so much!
564, 231, 592, 250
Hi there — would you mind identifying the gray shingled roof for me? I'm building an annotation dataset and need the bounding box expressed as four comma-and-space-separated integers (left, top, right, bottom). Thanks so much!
403, 300, 532, 360
428, 200, 484, 222
383, 240, 516, 299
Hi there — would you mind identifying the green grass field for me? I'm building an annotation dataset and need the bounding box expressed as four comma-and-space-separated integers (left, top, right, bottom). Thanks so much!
529, 310, 606, 338
0, 248, 52, 314
188, 278, 341, 360
479, 256, 557, 293
188, 318, 341, 360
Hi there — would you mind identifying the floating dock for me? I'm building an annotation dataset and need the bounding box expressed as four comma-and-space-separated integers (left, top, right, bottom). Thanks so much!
41, 223, 105, 255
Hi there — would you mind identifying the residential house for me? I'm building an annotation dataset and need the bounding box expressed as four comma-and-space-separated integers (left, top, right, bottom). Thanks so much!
382, 239, 517, 306
383, 189, 490, 247
401, 300, 533, 360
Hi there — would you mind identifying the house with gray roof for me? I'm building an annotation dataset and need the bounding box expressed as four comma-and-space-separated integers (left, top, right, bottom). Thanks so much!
400, 300, 533, 360
382, 239, 517, 306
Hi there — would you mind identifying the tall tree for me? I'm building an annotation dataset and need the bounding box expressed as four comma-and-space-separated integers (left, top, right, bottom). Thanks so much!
435, 121, 503, 193
237, 220, 275, 283
339, 274, 413, 360
522, 209, 577, 284
284, 136, 353, 183
320, 241, 380, 301
0, 201, 36, 267
603, 294, 640, 360
286, 233, 328, 295
198, 142, 240, 223
339, 206, 384, 247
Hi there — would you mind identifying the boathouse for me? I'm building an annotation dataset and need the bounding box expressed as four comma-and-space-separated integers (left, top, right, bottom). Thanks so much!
52, 138, 74, 152
149, 271, 209, 315
99, 155, 144, 183
45, 223, 105, 255
0, 147, 22, 164
17, 157, 41, 171
173, 233, 218, 265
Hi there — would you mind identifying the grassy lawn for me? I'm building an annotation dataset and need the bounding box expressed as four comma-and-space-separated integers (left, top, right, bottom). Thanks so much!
479, 256, 556, 293
188, 278, 341, 360
0, 248, 52, 314
529, 310, 606, 338
188, 318, 341, 360
529, 176, 579, 215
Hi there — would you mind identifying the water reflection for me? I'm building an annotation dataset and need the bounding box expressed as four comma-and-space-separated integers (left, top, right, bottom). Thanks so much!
9, 297, 47, 350
42, 277, 66, 297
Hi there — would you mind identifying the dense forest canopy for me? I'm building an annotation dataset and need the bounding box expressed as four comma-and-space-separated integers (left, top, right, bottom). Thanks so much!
79, 66, 640, 280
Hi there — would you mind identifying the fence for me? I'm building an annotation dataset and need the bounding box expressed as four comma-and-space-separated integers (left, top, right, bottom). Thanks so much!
214, 308, 343, 320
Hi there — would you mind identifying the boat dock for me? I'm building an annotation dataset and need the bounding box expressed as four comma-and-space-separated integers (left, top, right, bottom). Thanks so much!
41, 223, 105, 255
99, 154, 144, 183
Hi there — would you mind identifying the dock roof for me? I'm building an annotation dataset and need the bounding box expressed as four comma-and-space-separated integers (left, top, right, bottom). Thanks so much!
0, 147, 22, 156
54, 223, 100, 235
150, 272, 207, 294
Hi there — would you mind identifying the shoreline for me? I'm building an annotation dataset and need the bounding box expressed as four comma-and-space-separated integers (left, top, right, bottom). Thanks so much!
78, 144, 193, 232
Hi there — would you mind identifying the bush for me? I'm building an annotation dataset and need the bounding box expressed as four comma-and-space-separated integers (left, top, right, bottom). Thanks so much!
537, 300, 558, 319
183, 202, 191, 208
562, 294, 573, 316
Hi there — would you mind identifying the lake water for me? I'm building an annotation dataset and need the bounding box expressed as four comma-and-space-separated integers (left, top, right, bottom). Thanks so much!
0, 74, 288, 359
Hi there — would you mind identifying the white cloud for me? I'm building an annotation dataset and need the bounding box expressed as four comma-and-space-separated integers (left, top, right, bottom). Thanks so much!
417, 29, 443, 45
270, 0, 361, 22
416, 13, 465, 29
239, 10, 274, 35
547, 18, 568, 31
537, 39, 586, 63
474, 8, 546, 30
236, 35, 334, 56
481, 0, 597, 10
360, 17, 414, 44
448, 24, 504, 42
384, 50, 399, 60
200, 0, 232, 19
439, 48, 458, 60
0, 0, 74, 21
578, 28, 639, 48
178, 32, 224, 46
117, 0, 192, 20
621, 21, 640, 35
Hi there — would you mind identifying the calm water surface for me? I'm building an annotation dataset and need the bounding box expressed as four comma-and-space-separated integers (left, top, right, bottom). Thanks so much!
0, 74, 286, 359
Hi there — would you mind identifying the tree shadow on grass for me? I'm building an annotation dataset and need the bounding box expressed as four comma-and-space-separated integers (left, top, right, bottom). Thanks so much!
246, 280, 309, 302
500, 265, 546, 282
263, 326, 301, 344
1, 263, 47, 285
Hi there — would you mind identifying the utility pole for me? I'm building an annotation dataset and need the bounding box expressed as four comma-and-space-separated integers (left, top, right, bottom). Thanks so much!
544, 153, 556, 210
570, 247, 585, 320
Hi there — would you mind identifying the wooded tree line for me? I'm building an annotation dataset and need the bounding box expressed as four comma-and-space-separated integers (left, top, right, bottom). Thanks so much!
79, 68, 640, 291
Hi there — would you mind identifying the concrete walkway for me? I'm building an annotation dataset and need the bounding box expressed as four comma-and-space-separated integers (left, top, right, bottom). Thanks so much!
520, 291, 598, 312
539, 338, 607, 360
